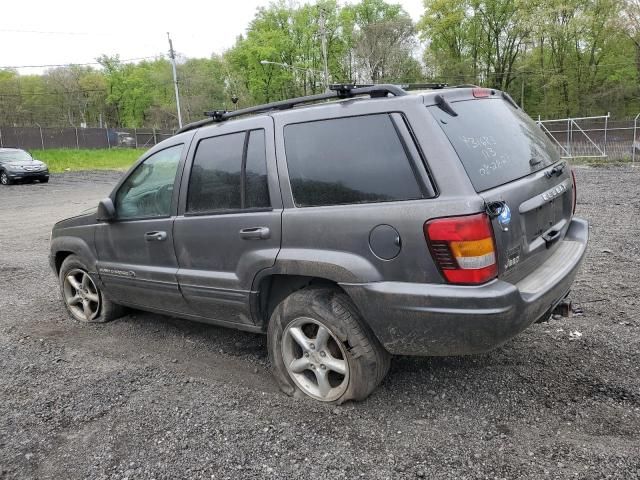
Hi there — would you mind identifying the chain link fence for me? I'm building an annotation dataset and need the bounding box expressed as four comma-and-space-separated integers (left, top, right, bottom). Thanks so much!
537, 115, 639, 161
0, 127, 176, 150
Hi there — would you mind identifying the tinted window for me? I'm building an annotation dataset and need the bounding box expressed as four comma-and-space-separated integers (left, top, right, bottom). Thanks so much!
244, 130, 270, 209
115, 144, 182, 219
284, 115, 423, 207
187, 129, 270, 213
428, 99, 559, 192
188, 133, 244, 213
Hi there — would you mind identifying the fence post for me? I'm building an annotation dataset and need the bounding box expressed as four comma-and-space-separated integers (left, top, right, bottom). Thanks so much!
106, 127, 111, 149
153, 128, 157, 145
75, 128, 79, 150
0, 127, 3, 147
633, 113, 640, 164
33, 123, 45, 150
134, 128, 138, 149
603, 112, 609, 157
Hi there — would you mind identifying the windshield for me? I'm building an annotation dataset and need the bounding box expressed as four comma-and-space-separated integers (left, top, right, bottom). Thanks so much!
0, 150, 32, 162
428, 98, 559, 192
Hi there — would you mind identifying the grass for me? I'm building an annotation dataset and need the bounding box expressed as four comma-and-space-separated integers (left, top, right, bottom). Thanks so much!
35, 148, 147, 173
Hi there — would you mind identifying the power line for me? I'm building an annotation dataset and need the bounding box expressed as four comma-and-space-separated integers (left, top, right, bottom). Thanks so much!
0, 55, 166, 70
0, 28, 112, 36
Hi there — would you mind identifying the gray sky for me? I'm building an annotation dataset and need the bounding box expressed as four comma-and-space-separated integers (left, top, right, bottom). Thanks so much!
1, 0, 425, 74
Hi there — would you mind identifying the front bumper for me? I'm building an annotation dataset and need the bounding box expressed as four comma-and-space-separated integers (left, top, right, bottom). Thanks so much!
342, 217, 589, 356
7, 170, 49, 180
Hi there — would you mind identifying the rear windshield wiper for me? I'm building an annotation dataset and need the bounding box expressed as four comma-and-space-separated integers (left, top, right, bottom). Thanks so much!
434, 94, 458, 117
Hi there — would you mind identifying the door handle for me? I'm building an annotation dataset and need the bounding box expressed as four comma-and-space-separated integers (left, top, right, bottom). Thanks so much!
239, 227, 270, 240
144, 231, 167, 242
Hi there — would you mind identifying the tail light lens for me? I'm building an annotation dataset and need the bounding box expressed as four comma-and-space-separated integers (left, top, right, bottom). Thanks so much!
424, 213, 498, 285
570, 168, 577, 214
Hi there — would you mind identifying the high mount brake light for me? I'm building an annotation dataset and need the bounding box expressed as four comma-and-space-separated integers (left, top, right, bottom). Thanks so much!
472, 88, 493, 98
424, 213, 498, 285
571, 168, 577, 215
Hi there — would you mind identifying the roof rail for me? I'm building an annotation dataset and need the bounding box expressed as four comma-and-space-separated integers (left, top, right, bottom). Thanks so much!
400, 83, 449, 90
176, 83, 407, 134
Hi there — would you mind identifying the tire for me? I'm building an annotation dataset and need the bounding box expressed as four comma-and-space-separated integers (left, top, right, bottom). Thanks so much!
40, 177, 49, 183
267, 287, 390, 404
0, 171, 11, 185
58, 255, 125, 323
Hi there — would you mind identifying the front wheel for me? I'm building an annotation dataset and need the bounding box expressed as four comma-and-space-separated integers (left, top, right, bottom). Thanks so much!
267, 287, 390, 403
59, 255, 125, 323
0, 171, 11, 185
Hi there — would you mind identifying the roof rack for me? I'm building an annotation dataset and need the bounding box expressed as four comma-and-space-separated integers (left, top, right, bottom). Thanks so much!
176, 83, 407, 134
400, 83, 449, 90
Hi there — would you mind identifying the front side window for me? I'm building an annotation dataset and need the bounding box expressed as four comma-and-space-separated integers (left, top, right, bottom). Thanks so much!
284, 114, 424, 207
187, 129, 270, 214
115, 144, 182, 219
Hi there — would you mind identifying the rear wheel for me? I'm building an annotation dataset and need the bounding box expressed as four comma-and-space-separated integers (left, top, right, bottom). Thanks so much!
267, 287, 390, 403
0, 171, 11, 185
59, 255, 125, 323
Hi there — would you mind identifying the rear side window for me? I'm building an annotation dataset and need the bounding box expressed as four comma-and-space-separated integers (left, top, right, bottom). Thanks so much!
187, 129, 270, 214
428, 99, 559, 192
284, 114, 423, 207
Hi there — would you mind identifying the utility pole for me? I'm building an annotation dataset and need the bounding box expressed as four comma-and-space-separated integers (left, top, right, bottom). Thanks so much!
167, 32, 183, 129
318, 8, 330, 91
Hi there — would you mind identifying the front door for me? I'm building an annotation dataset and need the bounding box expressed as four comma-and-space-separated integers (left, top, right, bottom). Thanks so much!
95, 143, 190, 313
173, 119, 282, 326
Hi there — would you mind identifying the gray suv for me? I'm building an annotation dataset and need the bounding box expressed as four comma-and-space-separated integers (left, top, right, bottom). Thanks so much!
50, 84, 588, 403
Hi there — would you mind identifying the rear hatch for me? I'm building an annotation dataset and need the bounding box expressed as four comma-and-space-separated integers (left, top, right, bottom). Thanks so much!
426, 90, 574, 283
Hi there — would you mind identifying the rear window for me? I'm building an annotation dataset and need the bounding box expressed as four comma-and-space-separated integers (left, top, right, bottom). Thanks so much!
428, 99, 559, 192
284, 114, 423, 207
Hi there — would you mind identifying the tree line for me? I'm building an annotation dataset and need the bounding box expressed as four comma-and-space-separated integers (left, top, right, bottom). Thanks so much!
1, 0, 638, 129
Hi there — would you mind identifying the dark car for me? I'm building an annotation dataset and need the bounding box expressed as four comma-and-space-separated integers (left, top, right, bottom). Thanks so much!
116, 132, 136, 148
49, 84, 588, 403
0, 148, 50, 185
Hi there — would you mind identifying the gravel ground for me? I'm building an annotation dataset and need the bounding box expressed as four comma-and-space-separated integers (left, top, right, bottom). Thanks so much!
0, 167, 639, 480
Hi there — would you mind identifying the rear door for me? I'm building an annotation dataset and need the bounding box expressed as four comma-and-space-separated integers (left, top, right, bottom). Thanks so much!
427, 93, 574, 282
173, 117, 282, 326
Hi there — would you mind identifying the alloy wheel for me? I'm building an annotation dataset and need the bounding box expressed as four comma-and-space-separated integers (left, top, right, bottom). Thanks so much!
63, 269, 101, 322
281, 317, 349, 402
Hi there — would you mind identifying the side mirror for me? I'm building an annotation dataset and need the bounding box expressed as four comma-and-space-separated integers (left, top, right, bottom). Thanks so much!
96, 198, 116, 222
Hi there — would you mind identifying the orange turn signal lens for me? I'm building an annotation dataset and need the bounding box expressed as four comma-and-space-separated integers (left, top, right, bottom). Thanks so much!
449, 238, 494, 258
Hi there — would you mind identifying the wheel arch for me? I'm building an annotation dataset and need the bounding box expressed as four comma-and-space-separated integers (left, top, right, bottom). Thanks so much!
253, 274, 351, 328
54, 250, 75, 274
50, 236, 97, 275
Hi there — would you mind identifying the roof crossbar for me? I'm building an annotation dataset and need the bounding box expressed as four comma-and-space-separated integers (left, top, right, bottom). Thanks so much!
176, 83, 407, 134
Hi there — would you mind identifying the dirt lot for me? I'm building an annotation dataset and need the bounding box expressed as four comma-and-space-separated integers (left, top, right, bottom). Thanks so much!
0, 167, 639, 479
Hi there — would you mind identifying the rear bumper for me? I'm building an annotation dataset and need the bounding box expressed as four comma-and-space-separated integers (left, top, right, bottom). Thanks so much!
342, 217, 589, 356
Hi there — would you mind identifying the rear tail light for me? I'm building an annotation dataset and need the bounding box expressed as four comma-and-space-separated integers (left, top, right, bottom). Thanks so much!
424, 213, 498, 285
570, 168, 577, 214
